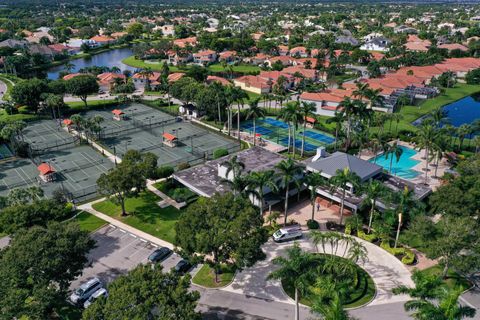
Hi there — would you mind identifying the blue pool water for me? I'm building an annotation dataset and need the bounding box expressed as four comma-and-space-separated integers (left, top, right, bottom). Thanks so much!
369, 146, 421, 179
442, 95, 480, 128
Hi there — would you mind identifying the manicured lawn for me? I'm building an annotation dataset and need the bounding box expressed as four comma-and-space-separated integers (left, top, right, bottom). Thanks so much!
66, 99, 119, 111
92, 191, 183, 243
121, 55, 182, 72
74, 211, 106, 233
207, 63, 260, 74
192, 264, 236, 288
0, 74, 18, 101
389, 84, 480, 133
418, 265, 471, 291
0, 109, 41, 123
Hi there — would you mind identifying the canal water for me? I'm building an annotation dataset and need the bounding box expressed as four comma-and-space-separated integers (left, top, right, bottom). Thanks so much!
47, 47, 136, 79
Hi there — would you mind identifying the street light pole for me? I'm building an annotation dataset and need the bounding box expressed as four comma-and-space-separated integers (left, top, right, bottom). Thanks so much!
394, 213, 402, 248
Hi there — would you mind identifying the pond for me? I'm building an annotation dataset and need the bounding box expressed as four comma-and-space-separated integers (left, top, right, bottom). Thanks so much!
442, 94, 480, 128
47, 47, 136, 79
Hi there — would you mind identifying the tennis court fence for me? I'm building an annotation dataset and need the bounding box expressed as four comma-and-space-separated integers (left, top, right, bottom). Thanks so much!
0, 176, 39, 192
61, 159, 105, 174
97, 116, 178, 140
28, 136, 80, 156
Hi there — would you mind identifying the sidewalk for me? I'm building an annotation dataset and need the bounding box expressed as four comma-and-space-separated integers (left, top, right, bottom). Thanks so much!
78, 198, 175, 249
146, 179, 186, 210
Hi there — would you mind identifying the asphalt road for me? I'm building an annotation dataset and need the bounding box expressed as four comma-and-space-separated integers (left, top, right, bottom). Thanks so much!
0, 79, 7, 102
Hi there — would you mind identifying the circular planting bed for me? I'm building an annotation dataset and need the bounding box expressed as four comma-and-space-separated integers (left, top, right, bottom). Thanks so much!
281, 254, 376, 308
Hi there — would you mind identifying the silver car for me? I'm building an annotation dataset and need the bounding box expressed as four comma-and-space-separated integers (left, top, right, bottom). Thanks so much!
70, 277, 102, 305
83, 288, 108, 308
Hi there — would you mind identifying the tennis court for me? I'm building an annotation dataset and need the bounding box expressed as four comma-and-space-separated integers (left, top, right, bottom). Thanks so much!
241, 117, 334, 152
0, 144, 13, 159
22, 119, 78, 155
83, 103, 240, 167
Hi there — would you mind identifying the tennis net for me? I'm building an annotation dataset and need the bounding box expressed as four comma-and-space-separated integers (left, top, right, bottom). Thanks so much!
61, 159, 104, 173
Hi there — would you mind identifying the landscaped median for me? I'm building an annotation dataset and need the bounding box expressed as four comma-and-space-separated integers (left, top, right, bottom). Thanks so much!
91, 191, 183, 244
73, 210, 107, 233
192, 264, 236, 288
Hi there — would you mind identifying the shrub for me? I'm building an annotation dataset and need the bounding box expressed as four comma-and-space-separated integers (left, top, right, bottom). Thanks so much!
171, 188, 196, 203
401, 249, 416, 265
380, 240, 406, 256
213, 148, 229, 159
156, 165, 174, 179
307, 219, 319, 229
357, 230, 377, 242
345, 224, 352, 235
177, 162, 190, 170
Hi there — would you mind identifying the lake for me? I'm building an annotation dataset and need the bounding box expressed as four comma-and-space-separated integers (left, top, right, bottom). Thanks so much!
442, 94, 480, 127
47, 47, 136, 79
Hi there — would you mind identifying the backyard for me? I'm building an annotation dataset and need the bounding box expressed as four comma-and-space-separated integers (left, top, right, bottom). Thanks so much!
92, 191, 183, 243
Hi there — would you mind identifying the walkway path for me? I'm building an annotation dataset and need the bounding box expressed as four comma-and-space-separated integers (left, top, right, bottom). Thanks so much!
78, 199, 174, 249
0, 79, 7, 102
146, 179, 186, 210
223, 233, 414, 307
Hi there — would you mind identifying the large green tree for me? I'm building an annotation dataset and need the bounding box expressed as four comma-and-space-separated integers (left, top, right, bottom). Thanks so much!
11, 78, 48, 113
175, 193, 268, 282
65, 74, 99, 109
82, 265, 201, 320
0, 222, 95, 319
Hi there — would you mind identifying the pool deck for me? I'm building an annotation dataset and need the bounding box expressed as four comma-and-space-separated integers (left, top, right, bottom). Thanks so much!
360, 141, 448, 191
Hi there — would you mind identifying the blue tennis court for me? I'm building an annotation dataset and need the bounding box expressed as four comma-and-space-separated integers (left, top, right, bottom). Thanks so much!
279, 137, 318, 152
301, 131, 335, 144
262, 117, 289, 129
241, 123, 273, 136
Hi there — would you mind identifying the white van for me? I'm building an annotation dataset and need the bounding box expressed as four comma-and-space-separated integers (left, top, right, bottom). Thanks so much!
70, 277, 103, 305
272, 225, 302, 242
83, 288, 108, 308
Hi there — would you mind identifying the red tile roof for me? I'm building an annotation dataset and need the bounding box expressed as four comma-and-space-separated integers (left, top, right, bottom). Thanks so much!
167, 72, 185, 83
63, 119, 73, 126
206, 75, 231, 86
163, 133, 177, 141
63, 73, 83, 80
112, 109, 124, 116
90, 35, 114, 43
38, 163, 55, 175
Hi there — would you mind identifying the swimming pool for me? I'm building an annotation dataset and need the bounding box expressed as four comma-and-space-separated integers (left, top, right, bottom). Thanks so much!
369, 146, 421, 179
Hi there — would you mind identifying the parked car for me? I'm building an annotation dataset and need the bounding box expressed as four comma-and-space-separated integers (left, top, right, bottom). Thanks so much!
174, 259, 192, 274
70, 277, 103, 305
148, 247, 172, 263
83, 288, 108, 308
272, 225, 302, 243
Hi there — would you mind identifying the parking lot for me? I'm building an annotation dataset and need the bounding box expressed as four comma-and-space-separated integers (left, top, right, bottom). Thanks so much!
70, 224, 183, 290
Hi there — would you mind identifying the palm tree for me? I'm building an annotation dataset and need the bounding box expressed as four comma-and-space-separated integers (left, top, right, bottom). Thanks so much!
415, 123, 439, 185
221, 155, 245, 180
311, 288, 352, 320
385, 141, 404, 174
245, 97, 265, 146
326, 111, 345, 151
304, 171, 326, 221
430, 106, 448, 128
338, 97, 360, 151
391, 113, 404, 137
267, 243, 316, 320
456, 124, 473, 151
277, 101, 299, 154
330, 168, 361, 225
474, 136, 480, 154
394, 271, 475, 320
362, 180, 385, 234
370, 132, 386, 164
222, 175, 254, 198
248, 170, 278, 215
351, 129, 369, 157
231, 86, 248, 142
275, 158, 303, 226
300, 101, 316, 156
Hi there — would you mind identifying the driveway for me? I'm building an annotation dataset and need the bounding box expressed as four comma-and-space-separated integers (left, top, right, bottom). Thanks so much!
223, 233, 414, 307
71, 224, 182, 290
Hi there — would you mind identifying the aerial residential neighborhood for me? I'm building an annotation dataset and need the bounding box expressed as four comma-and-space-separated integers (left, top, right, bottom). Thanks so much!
0, 1, 480, 319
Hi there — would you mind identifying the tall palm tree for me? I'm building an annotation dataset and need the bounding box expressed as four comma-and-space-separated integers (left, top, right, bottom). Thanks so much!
326, 111, 345, 151
311, 288, 352, 320
267, 243, 316, 320
415, 123, 439, 185
370, 132, 386, 164
362, 180, 385, 233
304, 171, 326, 221
231, 86, 248, 142
277, 101, 299, 154
248, 170, 278, 215
300, 101, 316, 157
245, 97, 265, 146
221, 155, 245, 180
275, 158, 303, 226
456, 124, 473, 151
221, 175, 254, 198
338, 97, 360, 151
391, 113, 404, 137
330, 168, 361, 225
385, 141, 404, 174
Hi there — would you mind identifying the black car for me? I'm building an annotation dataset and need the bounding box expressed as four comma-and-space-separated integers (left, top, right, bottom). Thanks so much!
148, 247, 172, 263
174, 259, 192, 274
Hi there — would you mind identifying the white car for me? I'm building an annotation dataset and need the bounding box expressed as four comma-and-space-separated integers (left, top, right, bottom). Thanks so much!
83, 288, 108, 308
272, 225, 303, 243
70, 277, 102, 305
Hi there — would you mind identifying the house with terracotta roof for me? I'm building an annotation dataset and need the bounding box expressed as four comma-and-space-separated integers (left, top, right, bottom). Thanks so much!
282, 66, 319, 81
62, 73, 84, 81
437, 43, 469, 52
251, 32, 264, 42
300, 89, 356, 116
167, 49, 193, 65
111, 32, 128, 39
248, 53, 270, 65
88, 35, 116, 47
48, 44, 79, 55
233, 75, 272, 94
193, 49, 217, 66
404, 35, 431, 52
206, 75, 231, 86
289, 46, 308, 58
277, 45, 289, 56
265, 55, 294, 68
173, 37, 197, 48
167, 72, 185, 83
132, 71, 161, 90
97, 72, 126, 91
218, 50, 238, 63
